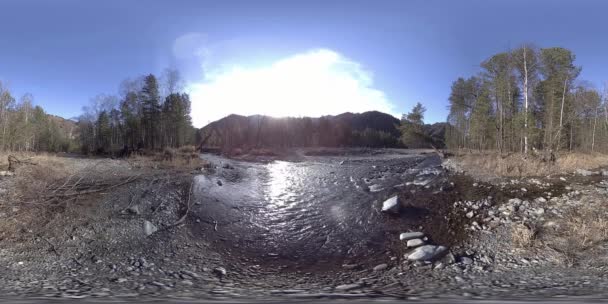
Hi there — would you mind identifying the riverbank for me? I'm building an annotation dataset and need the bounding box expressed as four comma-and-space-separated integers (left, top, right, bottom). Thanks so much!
1, 150, 608, 301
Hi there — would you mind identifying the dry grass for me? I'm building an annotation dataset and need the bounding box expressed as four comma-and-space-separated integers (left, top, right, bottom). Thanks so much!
560, 209, 608, 249
533, 205, 608, 266
128, 149, 204, 170
450, 151, 608, 178
556, 153, 608, 173
511, 223, 538, 248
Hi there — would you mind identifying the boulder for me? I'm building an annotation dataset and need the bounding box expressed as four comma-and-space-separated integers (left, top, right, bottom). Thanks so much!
213, 267, 227, 277
399, 232, 424, 241
381, 196, 400, 213
143, 220, 158, 236
373, 263, 388, 271
407, 245, 447, 261
407, 238, 424, 248
127, 205, 140, 215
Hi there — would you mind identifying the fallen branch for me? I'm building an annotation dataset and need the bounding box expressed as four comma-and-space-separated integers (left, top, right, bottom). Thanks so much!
8, 155, 37, 172
166, 180, 194, 229
34, 175, 140, 200
38, 234, 59, 257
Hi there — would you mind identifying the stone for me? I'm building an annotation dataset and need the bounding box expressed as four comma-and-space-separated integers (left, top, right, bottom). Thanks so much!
143, 221, 158, 236
370, 184, 385, 193
536, 197, 547, 203
460, 257, 473, 265
381, 195, 400, 213
407, 238, 424, 248
508, 198, 522, 205
342, 264, 359, 270
373, 263, 388, 271
138, 257, 149, 268
335, 283, 361, 291
576, 169, 595, 176
466, 211, 474, 218
213, 267, 227, 277
399, 232, 424, 241
602, 170, 608, 177
444, 252, 457, 264
0, 171, 14, 176
180, 270, 201, 279
217, 180, 223, 186
407, 245, 447, 261
127, 205, 140, 215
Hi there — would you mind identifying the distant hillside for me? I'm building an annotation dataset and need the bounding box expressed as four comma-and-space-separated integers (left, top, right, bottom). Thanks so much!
48, 115, 78, 140
199, 111, 446, 151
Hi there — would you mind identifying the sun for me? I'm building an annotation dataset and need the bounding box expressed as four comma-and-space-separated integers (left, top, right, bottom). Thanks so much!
187, 49, 396, 127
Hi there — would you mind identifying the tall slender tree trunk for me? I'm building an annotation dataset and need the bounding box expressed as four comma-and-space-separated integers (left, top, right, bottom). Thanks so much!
592, 106, 598, 152
523, 47, 529, 154
556, 77, 568, 150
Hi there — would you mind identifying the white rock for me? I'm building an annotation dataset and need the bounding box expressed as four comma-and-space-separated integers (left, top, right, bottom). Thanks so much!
369, 184, 385, 192
335, 283, 361, 291
559, 177, 567, 181
399, 232, 424, 241
407, 245, 447, 261
466, 211, 474, 218
508, 198, 522, 205
576, 169, 595, 176
381, 196, 400, 213
536, 197, 547, 203
0, 171, 14, 176
407, 238, 424, 248
373, 263, 388, 271
143, 220, 158, 236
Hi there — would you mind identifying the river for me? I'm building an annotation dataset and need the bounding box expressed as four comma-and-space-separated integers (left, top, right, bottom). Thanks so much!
191, 149, 449, 270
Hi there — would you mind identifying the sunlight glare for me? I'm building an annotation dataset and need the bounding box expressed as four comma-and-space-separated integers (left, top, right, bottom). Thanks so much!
188, 49, 396, 127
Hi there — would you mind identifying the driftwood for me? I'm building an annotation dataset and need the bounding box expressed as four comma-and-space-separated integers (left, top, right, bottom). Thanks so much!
8, 155, 37, 172
36, 175, 140, 200
166, 180, 194, 229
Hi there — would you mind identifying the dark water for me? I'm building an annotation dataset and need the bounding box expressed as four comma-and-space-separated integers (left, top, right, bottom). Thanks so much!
191, 151, 444, 268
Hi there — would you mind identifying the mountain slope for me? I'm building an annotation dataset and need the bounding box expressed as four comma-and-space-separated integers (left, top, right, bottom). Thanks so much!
199, 111, 445, 151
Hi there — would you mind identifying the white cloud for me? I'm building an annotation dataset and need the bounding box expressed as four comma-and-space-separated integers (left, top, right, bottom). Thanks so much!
186, 48, 397, 127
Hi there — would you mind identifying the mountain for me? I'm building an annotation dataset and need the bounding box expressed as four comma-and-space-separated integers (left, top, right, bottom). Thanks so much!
199, 111, 445, 151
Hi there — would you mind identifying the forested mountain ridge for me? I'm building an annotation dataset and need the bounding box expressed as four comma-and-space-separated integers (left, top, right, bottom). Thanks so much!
199, 111, 446, 151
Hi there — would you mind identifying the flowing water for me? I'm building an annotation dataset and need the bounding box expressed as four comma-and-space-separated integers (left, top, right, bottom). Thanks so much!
191, 150, 446, 269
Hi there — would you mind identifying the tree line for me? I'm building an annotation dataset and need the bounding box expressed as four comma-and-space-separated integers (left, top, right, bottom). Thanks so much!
446, 45, 608, 154
78, 69, 197, 155
0, 81, 76, 152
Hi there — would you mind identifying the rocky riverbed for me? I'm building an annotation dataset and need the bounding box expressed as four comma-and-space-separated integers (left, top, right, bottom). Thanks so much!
0, 150, 608, 301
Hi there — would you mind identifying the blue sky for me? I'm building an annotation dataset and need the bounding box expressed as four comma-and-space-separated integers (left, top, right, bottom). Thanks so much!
0, 0, 607, 126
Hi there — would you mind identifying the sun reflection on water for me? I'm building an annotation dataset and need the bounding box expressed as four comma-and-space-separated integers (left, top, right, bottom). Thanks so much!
266, 161, 296, 208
